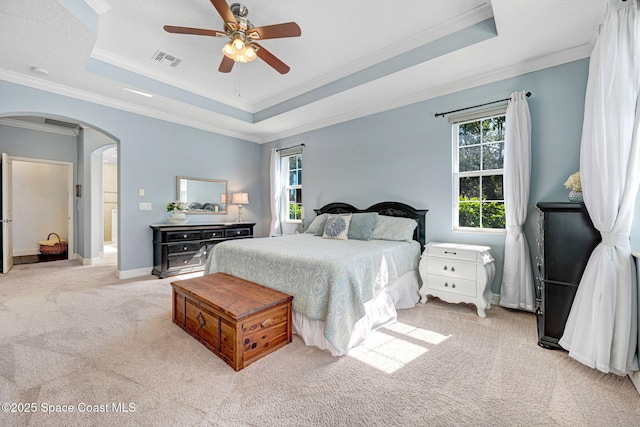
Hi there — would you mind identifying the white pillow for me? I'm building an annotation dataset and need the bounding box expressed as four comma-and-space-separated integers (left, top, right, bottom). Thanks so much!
322, 214, 352, 240
370, 216, 418, 241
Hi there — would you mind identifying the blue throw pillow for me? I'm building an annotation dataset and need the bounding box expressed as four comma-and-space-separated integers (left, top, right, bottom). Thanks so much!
347, 212, 379, 240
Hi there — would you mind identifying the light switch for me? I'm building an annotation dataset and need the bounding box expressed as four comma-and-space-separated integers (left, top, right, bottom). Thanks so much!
139, 202, 152, 211
138, 188, 145, 197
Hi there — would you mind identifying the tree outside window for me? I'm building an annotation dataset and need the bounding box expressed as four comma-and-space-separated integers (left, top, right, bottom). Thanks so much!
283, 153, 302, 221
455, 115, 506, 230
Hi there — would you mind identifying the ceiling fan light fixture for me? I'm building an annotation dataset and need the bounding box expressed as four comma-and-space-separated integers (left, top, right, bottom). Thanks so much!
233, 38, 245, 51
222, 42, 234, 58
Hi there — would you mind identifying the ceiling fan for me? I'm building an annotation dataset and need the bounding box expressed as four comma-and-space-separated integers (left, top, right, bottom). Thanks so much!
164, 0, 301, 74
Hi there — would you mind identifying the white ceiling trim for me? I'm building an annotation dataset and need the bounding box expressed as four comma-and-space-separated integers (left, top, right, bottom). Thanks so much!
90, 48, 251, 112
0, 70, 262, 143
262, 43, 593, 143
0, 117, 79, 136
83, 0, 111, 15
251, 3, 495, 112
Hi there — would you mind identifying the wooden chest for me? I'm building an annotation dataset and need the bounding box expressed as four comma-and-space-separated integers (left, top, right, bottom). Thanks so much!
171, 273, 293, 371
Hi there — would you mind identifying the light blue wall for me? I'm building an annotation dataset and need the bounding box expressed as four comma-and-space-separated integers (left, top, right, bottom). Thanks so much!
0, 80, 263, 274
263, 59, 598, 294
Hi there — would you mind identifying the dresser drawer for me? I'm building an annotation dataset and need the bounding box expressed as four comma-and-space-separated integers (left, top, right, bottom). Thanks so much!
425, 258, 476, 279
167, 253, 202, 270
426, 274, 476, 297
203, 230, 224, 239
167, 242, 201, 254
225, 228, 252, 238
167, 231, 202, 242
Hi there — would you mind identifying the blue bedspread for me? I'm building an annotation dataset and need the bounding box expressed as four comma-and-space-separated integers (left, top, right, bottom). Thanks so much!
204, 234, 420, 353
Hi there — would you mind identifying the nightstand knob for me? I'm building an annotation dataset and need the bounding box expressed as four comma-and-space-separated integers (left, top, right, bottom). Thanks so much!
452, 283, 456, 288
451, 267, 455, 272
443, 266, 448, 271
182, 234, 187, 238
444, 282, 449, 287
183, 246, 188, 251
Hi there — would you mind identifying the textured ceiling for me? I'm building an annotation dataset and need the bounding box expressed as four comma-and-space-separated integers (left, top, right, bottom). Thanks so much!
0, 0, 608, 143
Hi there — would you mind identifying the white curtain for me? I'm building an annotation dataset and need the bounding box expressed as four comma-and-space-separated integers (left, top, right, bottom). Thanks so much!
500, 91, 534, 311
559, 0, 640, 375
269, 148, 282, 236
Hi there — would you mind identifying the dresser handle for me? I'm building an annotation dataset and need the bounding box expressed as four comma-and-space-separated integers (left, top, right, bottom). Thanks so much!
444, 282, 449, 287
452, 283, 456, 288
444, 251, 457, 255
183, 246, 188, 251
182, 234, 188, 239
443, 266, 448, 271
451, 267, 455, 272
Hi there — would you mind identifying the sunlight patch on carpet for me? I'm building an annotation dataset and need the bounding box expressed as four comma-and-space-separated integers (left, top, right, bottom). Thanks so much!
347, 322, 451, 373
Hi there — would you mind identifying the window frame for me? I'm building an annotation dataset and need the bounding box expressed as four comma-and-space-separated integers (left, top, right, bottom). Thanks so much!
451, 108, 507, 234
282, 152, 302, 223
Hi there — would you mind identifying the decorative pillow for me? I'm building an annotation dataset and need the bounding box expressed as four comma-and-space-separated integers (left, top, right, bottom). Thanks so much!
322, 214, 352, 240
370, 215, 418, 241
305, 214, 328, 236
347, 212, 379, 241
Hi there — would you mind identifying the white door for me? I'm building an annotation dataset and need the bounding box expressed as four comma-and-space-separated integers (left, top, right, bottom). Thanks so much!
1, 153, 13, 273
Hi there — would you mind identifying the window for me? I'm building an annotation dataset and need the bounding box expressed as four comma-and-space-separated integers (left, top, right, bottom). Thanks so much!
283, 152, 302, 221
453, 112, 506, 231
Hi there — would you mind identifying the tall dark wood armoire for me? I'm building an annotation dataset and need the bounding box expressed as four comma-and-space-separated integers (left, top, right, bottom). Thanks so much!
535, 202, 601, 350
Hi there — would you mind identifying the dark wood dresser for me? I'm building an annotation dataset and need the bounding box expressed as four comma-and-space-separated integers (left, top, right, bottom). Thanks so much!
150, 222, 255, 278
535, 202, 600, 349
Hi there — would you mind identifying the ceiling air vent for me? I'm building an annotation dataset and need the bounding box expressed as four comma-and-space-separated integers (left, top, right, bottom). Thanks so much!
152, 50, 181, 67
43, 118, 80, 130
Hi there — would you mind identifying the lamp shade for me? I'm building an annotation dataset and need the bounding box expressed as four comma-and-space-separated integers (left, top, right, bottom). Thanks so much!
232, 192, 249, 205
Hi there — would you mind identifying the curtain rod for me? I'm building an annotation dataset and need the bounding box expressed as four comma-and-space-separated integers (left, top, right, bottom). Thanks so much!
276, 143, 305, 152
435, 92, 531, 118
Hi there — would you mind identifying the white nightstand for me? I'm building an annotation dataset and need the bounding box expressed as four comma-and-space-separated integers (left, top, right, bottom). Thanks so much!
419, 242, 496, 317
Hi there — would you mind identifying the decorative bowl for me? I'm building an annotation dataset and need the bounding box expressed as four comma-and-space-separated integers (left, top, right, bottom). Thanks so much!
167, 218, 189, 225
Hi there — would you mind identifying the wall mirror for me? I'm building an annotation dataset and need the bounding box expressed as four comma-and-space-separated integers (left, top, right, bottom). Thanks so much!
176, 176, 228, 214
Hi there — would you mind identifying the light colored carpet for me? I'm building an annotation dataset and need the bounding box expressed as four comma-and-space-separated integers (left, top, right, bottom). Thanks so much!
0, 259, 638, 427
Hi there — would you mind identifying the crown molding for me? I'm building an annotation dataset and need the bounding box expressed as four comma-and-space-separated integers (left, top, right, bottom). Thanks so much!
262, 44, 592, 143
0, 118, 78, 136
251, 3, 495, 112
84, 0, 111, 15
89, 48, 251, 112
0, 70, 261, 143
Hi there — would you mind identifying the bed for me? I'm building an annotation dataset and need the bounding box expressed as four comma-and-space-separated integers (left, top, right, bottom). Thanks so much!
204, 201, 428, 356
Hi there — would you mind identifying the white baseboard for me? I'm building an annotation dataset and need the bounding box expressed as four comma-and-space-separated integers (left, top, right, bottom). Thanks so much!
491, 293, 500, 305
628, 371, 640, 396
118, 267, 152, 280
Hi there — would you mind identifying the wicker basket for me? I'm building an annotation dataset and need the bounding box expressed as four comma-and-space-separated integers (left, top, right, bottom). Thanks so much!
39, 233, 68, 255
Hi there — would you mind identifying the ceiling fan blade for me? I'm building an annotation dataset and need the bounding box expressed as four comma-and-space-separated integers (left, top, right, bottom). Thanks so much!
210, 0, 237, 27
218, 56, 235, 73
164, 25, 226, 37
254, 43, 290, 74
249, 22, 301, 40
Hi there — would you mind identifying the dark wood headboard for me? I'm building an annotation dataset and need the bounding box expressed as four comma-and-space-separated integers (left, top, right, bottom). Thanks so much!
314, 202, 428, 249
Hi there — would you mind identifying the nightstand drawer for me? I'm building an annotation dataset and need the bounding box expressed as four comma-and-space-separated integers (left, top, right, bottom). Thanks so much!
425, 258, 476, 279
426, 274, 476, 297
426, 244, 479, 262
